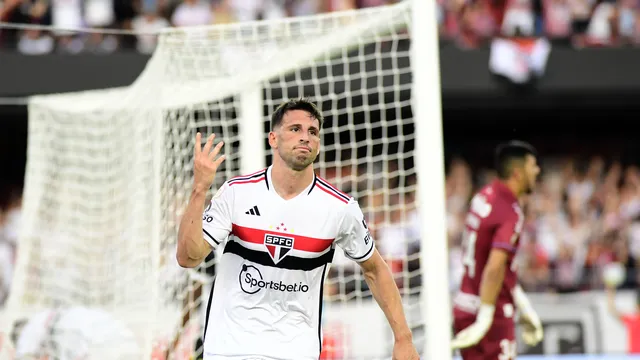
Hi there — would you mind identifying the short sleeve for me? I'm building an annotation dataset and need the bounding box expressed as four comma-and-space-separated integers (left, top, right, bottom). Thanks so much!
492, 204, 524, 253
334, 199, 375, 262
202, 182, 233, 248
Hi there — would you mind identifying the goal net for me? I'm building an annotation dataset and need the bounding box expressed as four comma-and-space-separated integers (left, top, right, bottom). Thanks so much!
2, 1, 448, 359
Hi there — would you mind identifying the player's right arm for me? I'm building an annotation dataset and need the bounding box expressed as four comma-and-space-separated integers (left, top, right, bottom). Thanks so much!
177, 133, 226, 268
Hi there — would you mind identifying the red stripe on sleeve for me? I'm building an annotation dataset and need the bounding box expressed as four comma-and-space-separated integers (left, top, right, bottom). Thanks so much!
316, 183, 349, 204
228, 177, 265, 186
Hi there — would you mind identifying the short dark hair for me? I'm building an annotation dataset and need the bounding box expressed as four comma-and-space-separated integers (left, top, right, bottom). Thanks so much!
270, 98, 324, 131
494, 140, 538, 179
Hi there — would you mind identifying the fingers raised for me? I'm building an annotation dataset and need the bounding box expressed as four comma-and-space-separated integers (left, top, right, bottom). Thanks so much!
202, 134, 216, 155
213, 154, 226, 168
194, 132, 202, 157
208, 141, 224, 161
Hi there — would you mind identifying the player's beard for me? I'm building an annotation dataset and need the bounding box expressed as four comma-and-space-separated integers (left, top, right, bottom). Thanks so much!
524, 176, 535, 194
281, 148, 317, 171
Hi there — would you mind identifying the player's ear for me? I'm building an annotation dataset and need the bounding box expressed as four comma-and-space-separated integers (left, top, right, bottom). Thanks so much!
268, 131, 277, 149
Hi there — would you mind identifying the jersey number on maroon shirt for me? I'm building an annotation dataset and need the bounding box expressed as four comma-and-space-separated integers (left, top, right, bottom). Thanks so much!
462, 194, 493, 278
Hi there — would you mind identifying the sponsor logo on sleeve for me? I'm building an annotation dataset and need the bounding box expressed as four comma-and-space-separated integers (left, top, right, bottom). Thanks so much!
362, 217, 371, 245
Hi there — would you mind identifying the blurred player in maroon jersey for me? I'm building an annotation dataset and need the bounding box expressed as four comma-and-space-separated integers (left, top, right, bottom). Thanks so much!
451, 140, 544, 359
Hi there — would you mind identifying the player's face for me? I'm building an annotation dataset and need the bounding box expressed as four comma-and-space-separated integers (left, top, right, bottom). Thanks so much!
522, 154, 540, 194
270, 110, 321, 171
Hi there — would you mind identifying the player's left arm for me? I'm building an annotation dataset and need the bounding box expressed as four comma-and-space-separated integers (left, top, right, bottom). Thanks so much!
359, 250, 414, 344
335, 200, 418, 358
513, 284, 544, 345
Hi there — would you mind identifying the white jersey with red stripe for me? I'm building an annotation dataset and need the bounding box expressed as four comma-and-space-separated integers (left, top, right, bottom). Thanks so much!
201, 166, 375, 360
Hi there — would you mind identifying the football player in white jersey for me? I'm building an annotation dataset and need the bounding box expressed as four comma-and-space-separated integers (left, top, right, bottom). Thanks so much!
176, 98, 419, 360
12, 306, 141, 360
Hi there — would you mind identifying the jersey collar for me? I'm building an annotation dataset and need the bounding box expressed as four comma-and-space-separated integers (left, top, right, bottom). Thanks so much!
266, 165, 317, 198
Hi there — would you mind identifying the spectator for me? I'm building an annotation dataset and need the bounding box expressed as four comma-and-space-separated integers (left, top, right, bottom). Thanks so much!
16, 0, 54, 55
211, 0, 236, 24
171, 0, 212, 27
586, 0, 618, 45
568, 0, 595, 46
325, 0, 357, 12
285, 0, 319, 17
84, 0, 117, 53
357, 0, 388, 7
458, 0, 496, 48
543, 0, 573, 42
131, 2, 169, 54
17, 29, 54, 55
230, 0, 286, 22
616, 0, 637, 43
502, 0, 536, 36
50, 0, 84, 53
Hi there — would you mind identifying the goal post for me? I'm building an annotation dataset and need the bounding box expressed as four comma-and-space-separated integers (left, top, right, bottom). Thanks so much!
238, 87, 266, 174
2, 2, 452, 359
411, 0, 452, 359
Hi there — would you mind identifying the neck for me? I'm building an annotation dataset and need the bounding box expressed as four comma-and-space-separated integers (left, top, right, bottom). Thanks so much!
271, 157, 315, 200
503, 178, 522, 199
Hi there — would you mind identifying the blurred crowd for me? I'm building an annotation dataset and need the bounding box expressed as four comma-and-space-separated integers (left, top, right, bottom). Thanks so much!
443, 0, 640, 48
0, 0, 400, 55
0, 0, 638, 55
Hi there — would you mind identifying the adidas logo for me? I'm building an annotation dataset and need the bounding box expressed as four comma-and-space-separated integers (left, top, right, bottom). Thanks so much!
245, 205, 261, 216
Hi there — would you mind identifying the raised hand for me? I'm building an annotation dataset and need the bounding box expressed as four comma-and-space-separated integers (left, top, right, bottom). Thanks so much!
193, 132, 226, 192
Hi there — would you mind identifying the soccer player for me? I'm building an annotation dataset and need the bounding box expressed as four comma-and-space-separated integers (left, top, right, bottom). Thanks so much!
176, 98, 419, 360
451, 140, 544, 359
12, 306, 141, 360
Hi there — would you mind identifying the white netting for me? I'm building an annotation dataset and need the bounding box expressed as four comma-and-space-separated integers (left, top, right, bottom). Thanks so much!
3, 2, 431, 359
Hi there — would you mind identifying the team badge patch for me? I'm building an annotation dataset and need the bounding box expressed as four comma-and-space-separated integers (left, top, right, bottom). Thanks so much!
264, 233, 294, 264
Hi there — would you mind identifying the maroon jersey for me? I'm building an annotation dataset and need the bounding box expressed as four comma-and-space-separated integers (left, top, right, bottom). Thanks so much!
453, 180, 524, 321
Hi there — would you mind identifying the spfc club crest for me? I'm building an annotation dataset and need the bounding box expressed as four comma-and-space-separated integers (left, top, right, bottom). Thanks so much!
264, 233, 294, 264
